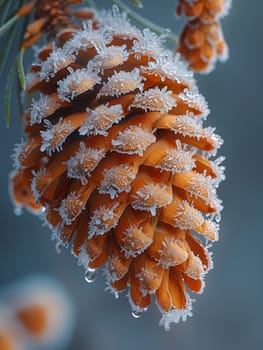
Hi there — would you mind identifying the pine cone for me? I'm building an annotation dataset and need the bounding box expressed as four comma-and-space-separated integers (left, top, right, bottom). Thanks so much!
22, 0, 94, 49
10, 7, 225, 329
176, 0, 231, 72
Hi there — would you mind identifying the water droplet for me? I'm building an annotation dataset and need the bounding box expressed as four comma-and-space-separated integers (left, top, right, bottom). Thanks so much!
41, 206, 46, 214
132, 309, 143, 318
85, 268, 96, 283
14, 206, 22, 216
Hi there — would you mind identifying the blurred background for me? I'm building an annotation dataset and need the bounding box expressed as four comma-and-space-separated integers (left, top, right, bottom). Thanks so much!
0, 0, 262, 349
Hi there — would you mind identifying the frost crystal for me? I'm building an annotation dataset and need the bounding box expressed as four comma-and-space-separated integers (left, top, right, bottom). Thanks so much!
174, 200, 204, 229
121, 225, 152, 258
157, 141, 195, 174
98, 68, 144, 98
159, 303, 193, 331
88, 203, 120, 238
40, 119, 74, 155
57, 192, 85, 225
99, 5, 142, 40
170, 114, 203, 137
132, 28, 166, 59
142, 51, 194, 86
57, 64, 101, 102
187, 172, 217, 206
40, 47, 75, 81
132, 183, 172, 216
179, 88, 209, 117
31, 168, 49, 202
63, 21, 111, 55
99, 165, 136, 198
94, 44, 129, 70
79, 104, 124, 137
29, 95, 60, 125
111, 125, 156, 156
130, 87, 176, 113
65, 142, 105, 185
12, 139, 26, 169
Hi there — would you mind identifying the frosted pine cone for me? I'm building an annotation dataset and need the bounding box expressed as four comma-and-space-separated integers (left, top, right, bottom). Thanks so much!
176, 0, 231, 72
10, 7, 225, 329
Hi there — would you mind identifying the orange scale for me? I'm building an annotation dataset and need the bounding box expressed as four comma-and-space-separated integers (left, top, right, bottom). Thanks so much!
216, 39, 227, 57
57, 216, 80, 243
171, 94, 203, 116
131, 255, 164, 295
88, 249, 108, 269
15, 136, 42, 168
72, 210, 90, 256
55, 29, 77, 47
129, 274, 151, 310
183, 273, 203, 293
85, 233, 109, 262
143, 139, 174, 167
110, 36, 138, 50
107, 241, 132, 281
169, 268, 187, 309
156, 269, 173, 312
129, 167, 172, 213
200, 42, 215, 62
147, 223, 188, 267
199, 8, 216, 23
177, 250, 205, 280
115, 206, 155, 257
193, 153, 218, 178
72, 9, 96, 20
184, 192, 218, 214
142, 73, 189, 94
11, 169, 41, 212
22, 18, 46, 49
110, 273, 129, 292
175, 133, 216, 152
190, 59, 210, 72
185, 28, 206, 49
17, 1, 35, 17
37, 43, 53, 61
206, 0, 225, 16
179, 45, 202, 65
186, 231, 210, 271
74, 47, 97, 66
178, 2, 204, 17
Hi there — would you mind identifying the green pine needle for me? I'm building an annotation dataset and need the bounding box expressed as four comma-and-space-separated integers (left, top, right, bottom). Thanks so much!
129, 0, 143, 8
17, 48, 26, 90
0, 14, 19, 38
0, 23, 17, 76
4, 64, 16, 127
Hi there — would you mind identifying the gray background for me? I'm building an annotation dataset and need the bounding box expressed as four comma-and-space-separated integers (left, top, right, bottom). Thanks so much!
0, 0, 262, 349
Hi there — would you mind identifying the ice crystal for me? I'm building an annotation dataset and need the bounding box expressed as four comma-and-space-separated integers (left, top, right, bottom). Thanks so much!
111, 125, 156, 156
130, 87, 176, 113
79, 104, 124, 137
98, 68, 144, 98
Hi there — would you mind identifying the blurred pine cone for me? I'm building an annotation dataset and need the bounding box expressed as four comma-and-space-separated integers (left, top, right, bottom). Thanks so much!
10, 6, 225, 329
176, 0, 231, 73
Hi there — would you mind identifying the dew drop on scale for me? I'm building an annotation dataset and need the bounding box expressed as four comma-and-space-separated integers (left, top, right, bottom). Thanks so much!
14, 206, 22, 216
132, 310, 143, 318
85, 268, 97, 283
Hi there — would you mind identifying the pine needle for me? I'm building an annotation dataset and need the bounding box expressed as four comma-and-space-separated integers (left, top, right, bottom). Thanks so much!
17, 48, 26, 90
0, 14, 19, 38
0, 22, 17, 75
129, 0, 143, 8
4, 64, 16, 127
